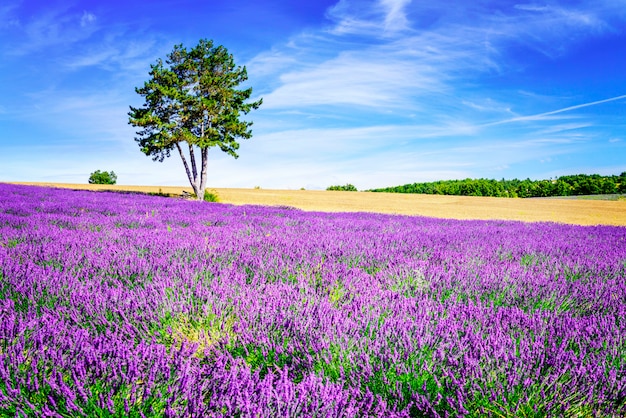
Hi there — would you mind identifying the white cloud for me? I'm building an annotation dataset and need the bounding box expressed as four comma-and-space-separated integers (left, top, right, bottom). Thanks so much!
485, 94, 626, 126
80, 11, 96, 27
246, 50, 299, 78
0, 3, 20, 29
262, 50, 443, 109
380, 0, 412, 32
258, 0, 619, 117
325, 0, 412, 37
2, 7, 100, 56
514, 4, 550, 12
534, 123, 593, 135
241, 0, 626, 188
4, 0, 624, 189
63, 35, 163, 77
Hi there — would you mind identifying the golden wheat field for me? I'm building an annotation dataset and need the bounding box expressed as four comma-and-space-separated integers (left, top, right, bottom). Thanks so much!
11, 182, 626, 226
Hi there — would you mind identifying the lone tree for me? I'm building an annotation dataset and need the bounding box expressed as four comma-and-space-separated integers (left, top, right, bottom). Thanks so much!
89, 170, 117, 185
128, 39, 262, 200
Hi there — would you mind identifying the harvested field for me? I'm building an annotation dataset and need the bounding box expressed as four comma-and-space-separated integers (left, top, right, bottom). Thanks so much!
10, 181, 626, 226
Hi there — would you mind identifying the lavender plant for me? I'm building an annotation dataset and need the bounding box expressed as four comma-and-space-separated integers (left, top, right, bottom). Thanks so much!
0, 184, 624, 417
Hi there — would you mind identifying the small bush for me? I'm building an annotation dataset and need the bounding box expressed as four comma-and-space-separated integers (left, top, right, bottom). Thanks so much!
88, 170, 117, 185
326, 184, 357, 191
203, 190, 219, 202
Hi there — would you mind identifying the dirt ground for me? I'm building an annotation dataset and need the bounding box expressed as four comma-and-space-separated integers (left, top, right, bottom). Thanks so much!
10, 182, 626, 226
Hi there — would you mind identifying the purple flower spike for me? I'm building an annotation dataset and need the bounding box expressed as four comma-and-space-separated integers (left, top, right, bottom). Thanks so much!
0, 183, 624, 416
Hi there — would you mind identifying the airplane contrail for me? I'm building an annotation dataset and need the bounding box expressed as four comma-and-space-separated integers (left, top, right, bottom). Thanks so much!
485, 93, 626, 127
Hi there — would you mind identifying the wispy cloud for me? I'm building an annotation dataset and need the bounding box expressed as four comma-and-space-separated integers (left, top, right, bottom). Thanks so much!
325, 0, 380, 36
258, 0, 617, 117
380, 0, 412, 32
262, 50, 444, 109
486, 94, 626, 126
63, 35, 164, 77
325, 0, 414, 37
2, 7, 100, 56
240, 0, 626, 186
0, 2, 20, 29
2, 0, 625, 188
80, 11, 96, 27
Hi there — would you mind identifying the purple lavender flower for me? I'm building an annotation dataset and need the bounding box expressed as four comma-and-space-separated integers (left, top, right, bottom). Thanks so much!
0, 183, 624, 416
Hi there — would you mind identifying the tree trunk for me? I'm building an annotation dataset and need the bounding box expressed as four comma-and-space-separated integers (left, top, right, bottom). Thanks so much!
176, 142, 200, 198
188, 143, 199, 194
199, 147, 209, 200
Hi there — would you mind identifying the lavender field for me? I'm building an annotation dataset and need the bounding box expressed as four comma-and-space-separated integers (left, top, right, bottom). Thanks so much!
0, 183, 624, 417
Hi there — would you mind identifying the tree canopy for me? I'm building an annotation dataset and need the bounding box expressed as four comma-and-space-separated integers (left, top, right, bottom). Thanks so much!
369, 173, 626, 198
128, 39, 262, 199
88, 170, 117, 185
327, 184, 358, 191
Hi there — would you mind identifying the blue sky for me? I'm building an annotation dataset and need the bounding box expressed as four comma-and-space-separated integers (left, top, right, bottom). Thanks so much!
1, 0, 625, 190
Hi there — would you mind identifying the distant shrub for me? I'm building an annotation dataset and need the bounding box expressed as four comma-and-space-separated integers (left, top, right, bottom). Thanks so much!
327, 184, 357, 191
88, 170, 117, 185
186, 190, 219, 201
203, 190, 219, 202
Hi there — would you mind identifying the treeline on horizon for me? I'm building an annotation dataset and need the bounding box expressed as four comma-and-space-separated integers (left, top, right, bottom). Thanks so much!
369, 173, 626, 198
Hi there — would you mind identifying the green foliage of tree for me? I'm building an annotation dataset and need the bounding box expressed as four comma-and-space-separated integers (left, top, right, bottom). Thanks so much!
327, 184, 358, 191
619, 172, 626, 193
88, 170, 117, 185
128, 39, 262, 200
370, 173, 624, 198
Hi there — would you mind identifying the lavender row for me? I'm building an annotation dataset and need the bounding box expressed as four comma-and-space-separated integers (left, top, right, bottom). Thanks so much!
0, 183, 624, 416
